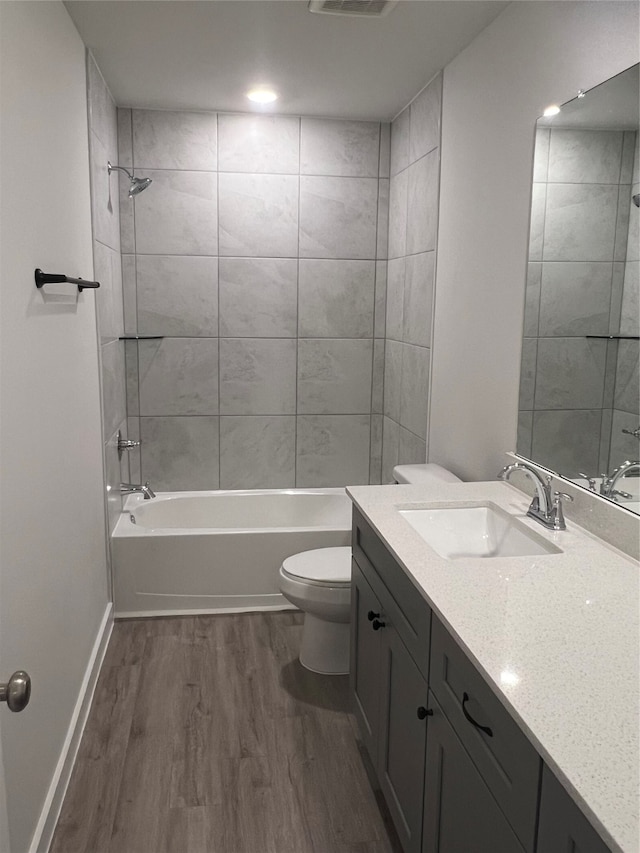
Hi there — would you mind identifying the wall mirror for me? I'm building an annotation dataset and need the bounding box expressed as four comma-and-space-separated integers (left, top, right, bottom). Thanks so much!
516, 63, 639, 515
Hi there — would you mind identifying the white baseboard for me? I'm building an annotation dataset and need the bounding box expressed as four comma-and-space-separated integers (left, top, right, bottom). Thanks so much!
30, 603, 113, 853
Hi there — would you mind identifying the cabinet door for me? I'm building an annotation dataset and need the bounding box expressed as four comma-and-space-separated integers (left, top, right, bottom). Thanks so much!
350, 558, 383, 762
536, 765, 611, 853
378, 623, 429, 853
423, 693, 525, 853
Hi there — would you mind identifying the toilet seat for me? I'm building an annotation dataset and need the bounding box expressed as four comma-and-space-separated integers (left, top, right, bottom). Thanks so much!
281, 546, 351, 586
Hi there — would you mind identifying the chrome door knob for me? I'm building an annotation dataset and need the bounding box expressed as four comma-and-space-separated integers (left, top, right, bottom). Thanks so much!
0, 671, 31, 712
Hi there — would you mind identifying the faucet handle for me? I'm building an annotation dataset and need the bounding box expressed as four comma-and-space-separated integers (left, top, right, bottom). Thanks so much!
578, 472, 597, 491
551, 491, 573, 531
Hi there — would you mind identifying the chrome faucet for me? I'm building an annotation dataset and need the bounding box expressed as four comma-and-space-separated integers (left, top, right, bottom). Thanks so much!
120, 481, 156, 500
601, 460, 639, 500
498, 462, 572, 530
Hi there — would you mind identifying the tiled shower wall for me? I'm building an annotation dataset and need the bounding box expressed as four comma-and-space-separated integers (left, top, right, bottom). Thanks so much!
381, 74, 442, 482
518, 127, 639, 477
118, 109, 389, 490
86, 54, 128, 542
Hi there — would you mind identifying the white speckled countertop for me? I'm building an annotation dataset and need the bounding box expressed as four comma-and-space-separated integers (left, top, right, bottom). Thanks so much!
346, 481, 639, 853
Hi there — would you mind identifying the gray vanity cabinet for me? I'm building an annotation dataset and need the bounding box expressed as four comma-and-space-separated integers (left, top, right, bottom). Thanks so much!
378, 622, 429, 853
536, 765, 612, 853
349, 509, 613, 853
422, 692, 526, 853
351, 510, 432, 853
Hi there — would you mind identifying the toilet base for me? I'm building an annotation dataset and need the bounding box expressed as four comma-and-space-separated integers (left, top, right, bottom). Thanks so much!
299, 614, 350, 675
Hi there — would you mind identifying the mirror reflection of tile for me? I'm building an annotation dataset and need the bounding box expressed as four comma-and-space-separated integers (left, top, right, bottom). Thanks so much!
517, 64, 640, 515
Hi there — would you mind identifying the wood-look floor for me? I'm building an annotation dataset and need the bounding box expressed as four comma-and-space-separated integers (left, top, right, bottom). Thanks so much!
50, 612, 401, 853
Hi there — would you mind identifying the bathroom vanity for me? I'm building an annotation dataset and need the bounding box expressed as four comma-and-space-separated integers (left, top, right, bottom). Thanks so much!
347, 481, 638, 853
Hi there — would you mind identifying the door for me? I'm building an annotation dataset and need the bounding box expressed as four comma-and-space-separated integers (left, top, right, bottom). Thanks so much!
422, 693, 525, 853
378, 624, 429, 853
350, 558, 383, 761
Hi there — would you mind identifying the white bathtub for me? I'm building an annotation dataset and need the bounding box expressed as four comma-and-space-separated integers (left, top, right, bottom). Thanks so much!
112, 488, 352, 617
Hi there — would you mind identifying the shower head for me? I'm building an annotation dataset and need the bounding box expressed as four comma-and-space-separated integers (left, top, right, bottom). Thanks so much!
107, 162, 152, 198
128, 175, 152, 197
633, 193, 640, 208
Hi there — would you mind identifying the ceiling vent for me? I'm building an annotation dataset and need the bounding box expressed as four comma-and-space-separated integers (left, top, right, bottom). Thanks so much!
308, 0, 399, 18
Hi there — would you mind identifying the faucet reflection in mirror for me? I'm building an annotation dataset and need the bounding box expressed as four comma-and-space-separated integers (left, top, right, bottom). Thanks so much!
516, 63, 640, 517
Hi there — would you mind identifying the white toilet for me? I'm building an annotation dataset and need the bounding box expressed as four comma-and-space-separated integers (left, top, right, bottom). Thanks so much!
279, 463, 462, 675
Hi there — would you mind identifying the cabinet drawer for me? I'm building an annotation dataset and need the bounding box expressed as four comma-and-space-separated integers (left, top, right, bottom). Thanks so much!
429, 617, 541, 852
352, 509, 431, 679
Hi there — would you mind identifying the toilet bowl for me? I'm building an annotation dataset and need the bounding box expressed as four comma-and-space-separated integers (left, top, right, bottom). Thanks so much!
279, 546, 351, 675
280, 465, 461, 676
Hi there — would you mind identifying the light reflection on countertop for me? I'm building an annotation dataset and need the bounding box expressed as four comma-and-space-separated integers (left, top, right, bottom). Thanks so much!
347, 480, 639, 853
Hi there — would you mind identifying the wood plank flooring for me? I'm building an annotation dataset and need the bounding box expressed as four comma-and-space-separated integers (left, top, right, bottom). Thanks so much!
50, 612, 401, 853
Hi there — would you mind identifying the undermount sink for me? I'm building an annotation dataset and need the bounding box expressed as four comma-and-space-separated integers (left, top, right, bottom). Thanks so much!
398, 503, 562, 560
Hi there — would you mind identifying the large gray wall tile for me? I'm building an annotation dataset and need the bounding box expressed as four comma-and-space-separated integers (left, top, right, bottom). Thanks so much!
620, 131, 637, 184
379, 123, 391, 179
138, 338, 219, 416
93, 240, 124, 343
619, 261, 639, 334
403, 251, 434, 347
409, 75, 441, 163
381, 416, 399, 483
532, 129, 550, 183
374, 262, 387, 338
298, 259, 374, 338
516, 410, 534, 459
219, 258, 297, 337
125, 339, 139, 417
137, 255, 218, 336
400, 344, 429, 439
390, 108, 410, 177
219, 338, 296, 415
376, 178, 389, 259
385, 258, 405, 341
87, 53, 117, 156
383, 339, 402, 422
117, 108, 133, 167
398, 426, 426, 466
122, 254, 137, 335
528, 183, 546, 262
614, 340, 639, 414
140, 416, 219, 490
300, 118, 379, 177
135, 170, 218, 255
406, 151, 439, 255
388, 170, 408, 259
535, 338, 607, 409
296, 415, 370, 487
219, 173, 299, 257
547, 130, 623, 184
372, 339, 385, 414
524, 262, 541, 336
219, 416, 295, 489
90, 131, 121, 252
297, 339, 373, 414
531, 409, 601, 478
101, 340, 126, 439
519, 338, 537, 410
218, 114, 299, 174
369, 413, 383, 484
538, 262, 612, 336
610, 409, 640, 468
299, 176, 378, 260
543, 183, 618, 261
133, 110, 217, 170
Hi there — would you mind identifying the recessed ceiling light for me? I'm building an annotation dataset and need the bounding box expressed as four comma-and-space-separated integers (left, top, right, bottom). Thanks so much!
543, 104, 561, 117
246, 88, 278, 104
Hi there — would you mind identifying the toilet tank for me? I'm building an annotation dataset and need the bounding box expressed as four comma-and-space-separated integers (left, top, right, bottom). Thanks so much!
392, 463, 462, 485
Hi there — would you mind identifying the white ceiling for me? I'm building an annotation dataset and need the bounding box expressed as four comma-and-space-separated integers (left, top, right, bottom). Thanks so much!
64, 0, 508, 121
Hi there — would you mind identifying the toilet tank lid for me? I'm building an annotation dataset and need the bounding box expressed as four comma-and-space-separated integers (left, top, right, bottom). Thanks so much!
282, 546, 351, 583
393, 463, 462, 485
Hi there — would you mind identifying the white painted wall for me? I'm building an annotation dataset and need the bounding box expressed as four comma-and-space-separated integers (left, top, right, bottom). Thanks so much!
0, 3, 110, 850
429, 1, 639, 481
